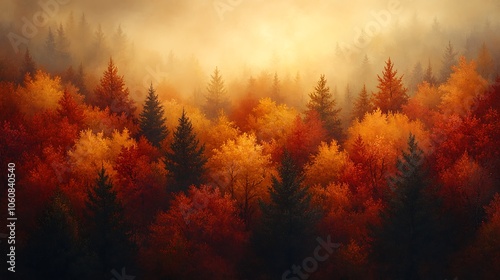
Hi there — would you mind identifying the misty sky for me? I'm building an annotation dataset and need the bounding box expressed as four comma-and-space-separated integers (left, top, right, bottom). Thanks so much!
2, 0, 500, 97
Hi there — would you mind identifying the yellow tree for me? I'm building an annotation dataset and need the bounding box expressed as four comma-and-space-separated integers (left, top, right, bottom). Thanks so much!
439, 56, 488, 116
208, 133, 273, 227
17, 70, 63, 115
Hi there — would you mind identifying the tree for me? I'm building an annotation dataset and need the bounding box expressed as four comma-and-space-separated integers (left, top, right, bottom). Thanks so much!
371, 134, 444, 279
22, 191, 95, 280
439, 41, 458, 83
208, 133, 272, 228
85, 167, 135, 278
271, 72, 282, 102
351, 84, 372, 121
45, 27, 56, 58
253, 152, 320, 277
141, 186, 247, 280
372, 58, 408, 113
139, 84, 168, 147
93, 57, 135, 117
423, 59, 437, 85
409, 62, 424, 93
307, 74, 343, 141
19, 48, 36, 83
204, 67, 229, 119
476, 42, 494, 80
165, 109, 207, 193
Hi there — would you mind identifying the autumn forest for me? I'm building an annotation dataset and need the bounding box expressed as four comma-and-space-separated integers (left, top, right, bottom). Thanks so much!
1, 0, 500, 279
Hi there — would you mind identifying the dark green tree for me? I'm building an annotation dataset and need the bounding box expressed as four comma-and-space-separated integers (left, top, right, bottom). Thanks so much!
439, 41, 458, 83
165, 109, 206, 193
306, 74, 343, 141
351, 84, 372, 121
139, 83, 168, 147
85, 167, 135, 279
253, 152, 321, 277
22, 191, 95, 280
204, 67, 229, 119
371, 134, 445, 279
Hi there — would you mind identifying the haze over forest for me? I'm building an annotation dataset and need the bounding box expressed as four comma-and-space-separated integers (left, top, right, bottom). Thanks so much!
2, 0, 500, 105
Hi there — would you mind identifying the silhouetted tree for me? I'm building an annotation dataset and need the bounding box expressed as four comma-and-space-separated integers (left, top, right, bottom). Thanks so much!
85, 167, 135, 279
19, 48, 36, 84
165, 109, 206, 193
371, 134, 445, 279
352, 84, 372, 121
423, 59, 437, 85
139, 84, 168, 147
253, 152, 321, 278
439, 41, 458, 83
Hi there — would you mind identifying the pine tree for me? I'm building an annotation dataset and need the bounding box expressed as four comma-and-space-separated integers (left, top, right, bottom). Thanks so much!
423, 59, 437, 85
409, 62, 424, 93
439, 41, 458, 83
45, 27, 56, 57
372, 58, 408, 113
204, 67, 229, 119
371, 134, 445, 279
93, 57, 135, 117
22, 191, 95, 280
253, 152, 321, 277
271, 72, 282, 103
85, 167, 135, 278
139, 83, 168, 147
307, 74, 343, 141
19, 48, 36, 83
476, 42, 494, 80
351, 84, 372, 121
165, 109, 206, 193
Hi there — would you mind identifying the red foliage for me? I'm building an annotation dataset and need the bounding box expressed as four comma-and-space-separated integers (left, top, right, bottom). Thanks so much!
141, 185, 248, 279
229, 93, 259, 132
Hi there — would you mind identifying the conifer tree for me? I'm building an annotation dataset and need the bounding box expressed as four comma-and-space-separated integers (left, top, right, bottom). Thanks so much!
23, 191, 94, 280
45, 27, 56, 57
165, 109, 206, 193
93, 57, 135, 117
307, 74, 343, 141
139, 83, 168, 147
371, 134, 444, 279
476, 42, 494, 80
204, 67, 229, 119
253, 152, 321, 277
423, 59, 437, 85
372, 58, 408, 113
19, 48, 36, 83
271, 72, 282, 103
351, 84, 372, 121
85, 167, 135, 278
439, 41, 458, 83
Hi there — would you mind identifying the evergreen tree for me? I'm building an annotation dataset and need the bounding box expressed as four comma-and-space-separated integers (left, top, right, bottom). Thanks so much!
307, 74, 343, 141
165, 109, 206, 193
371, 134, 445, 279
19, 48, 36, 83
372, 58, 408, 113
409, 62, 424, 93
423, 59, 437, 85
45, 27, 56, 57
22, 191, 95, 280
93, 57, 135, 117
439, 41, 458, 83
253, 152, 321, 277
351, 84, 372, 121
85, 167, 135, 279
139, 83, 168, 147
271, 72, 282, 103
204, 67, 229, 119
476, 42, 494, 80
